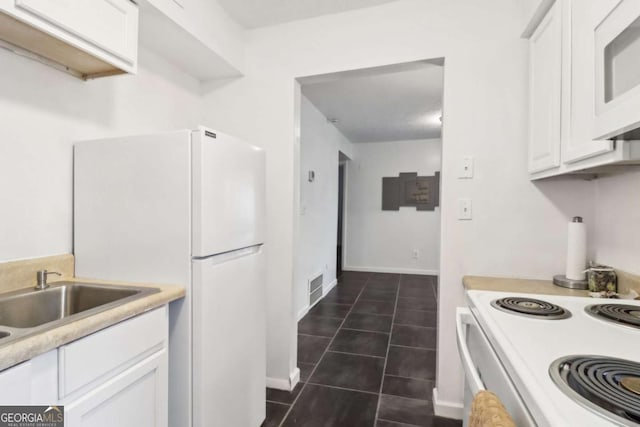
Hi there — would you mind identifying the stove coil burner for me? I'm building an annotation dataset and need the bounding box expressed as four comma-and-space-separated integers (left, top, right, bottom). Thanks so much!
490, 297, 571, 319
586, 304, 640, 330
550, 356, 640, 426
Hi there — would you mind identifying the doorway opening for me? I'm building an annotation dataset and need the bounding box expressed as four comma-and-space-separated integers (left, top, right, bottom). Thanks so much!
337, 153, 349, 277
283, 58, 447, 426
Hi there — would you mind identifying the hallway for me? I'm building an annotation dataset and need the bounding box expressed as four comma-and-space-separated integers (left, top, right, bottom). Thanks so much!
263, 272, 461, 427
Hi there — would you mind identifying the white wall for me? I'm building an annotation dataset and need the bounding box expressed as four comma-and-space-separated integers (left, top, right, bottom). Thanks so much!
345, 140, 441, 275
0, 47, 203, 262
592, 170, 640, 275
201, 0, 595, 405
295, 95, 354, 318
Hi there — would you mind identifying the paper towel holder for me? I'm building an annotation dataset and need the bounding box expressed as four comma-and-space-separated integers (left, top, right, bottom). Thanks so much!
553, 216, 589, 289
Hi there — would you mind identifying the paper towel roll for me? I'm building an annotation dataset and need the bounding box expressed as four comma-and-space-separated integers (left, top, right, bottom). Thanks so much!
566, 217, 587, 281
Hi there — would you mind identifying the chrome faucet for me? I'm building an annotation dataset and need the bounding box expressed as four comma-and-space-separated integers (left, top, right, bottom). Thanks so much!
35, 270, 61, 290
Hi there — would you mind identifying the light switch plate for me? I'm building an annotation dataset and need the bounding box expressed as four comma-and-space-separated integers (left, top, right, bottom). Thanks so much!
459, 156, 474, 179
458, 198, 472, 220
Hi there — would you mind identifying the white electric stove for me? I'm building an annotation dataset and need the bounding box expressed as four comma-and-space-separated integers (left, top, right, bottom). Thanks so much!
458, 290, 640, 427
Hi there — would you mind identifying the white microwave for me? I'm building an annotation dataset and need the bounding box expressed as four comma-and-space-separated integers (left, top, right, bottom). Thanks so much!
594, 0, 640, 140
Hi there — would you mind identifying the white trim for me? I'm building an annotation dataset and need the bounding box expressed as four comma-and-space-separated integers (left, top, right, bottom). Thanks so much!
266, 367, 300, 391
432, 387, 464, 420
289, 367, 300, 389
297, 305, 309, 321
343, 266, 439, 275
340, 159, 349, 270
266, 377, 290, 390
323, 278, 338, 295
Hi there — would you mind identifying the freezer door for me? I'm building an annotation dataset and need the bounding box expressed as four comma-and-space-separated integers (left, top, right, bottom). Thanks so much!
192, 128, 265, 257
192, 245, 266, 427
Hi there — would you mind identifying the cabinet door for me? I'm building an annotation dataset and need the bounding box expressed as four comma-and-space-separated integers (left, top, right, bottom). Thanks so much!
528, 0, 563, 173
594, 0, 640, 139
15, 0, 138, 63
565, 0, 614, 163
0, 351, 58, 405
0, 362, 31, 404
64, 351, 167, 427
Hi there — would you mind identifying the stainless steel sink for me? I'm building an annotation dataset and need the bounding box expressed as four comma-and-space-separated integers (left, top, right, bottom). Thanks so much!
0, 281, 159, 347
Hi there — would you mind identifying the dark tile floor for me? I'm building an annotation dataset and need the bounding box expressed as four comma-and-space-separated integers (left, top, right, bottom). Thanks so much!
262, 272, 462, 427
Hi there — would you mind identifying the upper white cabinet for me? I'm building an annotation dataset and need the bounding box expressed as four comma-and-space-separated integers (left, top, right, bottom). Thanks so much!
594, 0, 640, 140
564, 0, 615, 163
137, 0, 244, 81
0, 0, 138, 79
527, 0, 562, 173
525, 0, 640, 180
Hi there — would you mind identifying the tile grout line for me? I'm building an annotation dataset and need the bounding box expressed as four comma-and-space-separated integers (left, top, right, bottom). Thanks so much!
377, 416, 425, 427
277, 274, 371, 427
373, 275, 402, 426
387, 343, 437, 351
383, 372, 435, 382
340, 327, 391, 335
266, 400, 292, 406
390, 322, 437, 330
324, 349, 386, 359
305, 381, 381, 396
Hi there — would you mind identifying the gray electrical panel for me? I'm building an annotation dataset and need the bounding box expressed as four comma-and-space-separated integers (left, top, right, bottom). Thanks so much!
382, 172, 440, 211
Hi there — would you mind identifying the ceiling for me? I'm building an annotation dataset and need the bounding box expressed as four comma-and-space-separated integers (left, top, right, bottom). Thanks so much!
217, 0, 401, 29
300, 61, 444, 143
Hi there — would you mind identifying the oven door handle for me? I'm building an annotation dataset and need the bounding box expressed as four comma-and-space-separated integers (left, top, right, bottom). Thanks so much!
456, 307, 486, 396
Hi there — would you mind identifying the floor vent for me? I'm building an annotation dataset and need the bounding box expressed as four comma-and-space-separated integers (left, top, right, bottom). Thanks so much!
309, 273, 323, 306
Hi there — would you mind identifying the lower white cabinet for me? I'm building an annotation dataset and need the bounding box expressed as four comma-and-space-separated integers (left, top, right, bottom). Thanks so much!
64, 350, 167, 427
0, 306, 168, 427
0, 350, 58, 404
0, 358, 50, 404
60, 307, 169, 427
0, 361, 32, 403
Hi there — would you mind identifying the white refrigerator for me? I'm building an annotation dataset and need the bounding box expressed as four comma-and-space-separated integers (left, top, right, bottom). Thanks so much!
73, 126, 266, 427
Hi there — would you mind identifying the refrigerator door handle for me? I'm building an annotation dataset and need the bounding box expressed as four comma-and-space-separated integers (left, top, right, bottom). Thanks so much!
193, 245, 263, 266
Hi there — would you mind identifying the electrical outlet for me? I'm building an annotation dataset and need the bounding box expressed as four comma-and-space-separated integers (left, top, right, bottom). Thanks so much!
412, 249, 420, 259
458, 198, 472, 220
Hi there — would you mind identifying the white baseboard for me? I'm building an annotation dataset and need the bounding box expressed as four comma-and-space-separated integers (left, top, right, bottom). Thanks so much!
323, 278, 338, 295
343, 266, 439, 275
433, 387, 463, 420
266, 367, 300, 391
297, 305, 309, 321
290, 367, 300, 389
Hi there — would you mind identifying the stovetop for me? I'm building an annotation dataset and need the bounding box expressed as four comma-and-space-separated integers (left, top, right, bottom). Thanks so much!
467, 290, 640, 427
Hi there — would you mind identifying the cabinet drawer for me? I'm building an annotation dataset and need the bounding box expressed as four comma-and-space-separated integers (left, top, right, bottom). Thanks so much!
15, 0, 138, 63
59, 307, 167, 399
